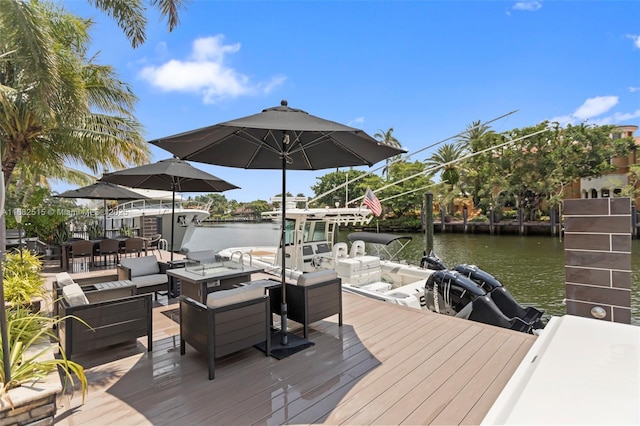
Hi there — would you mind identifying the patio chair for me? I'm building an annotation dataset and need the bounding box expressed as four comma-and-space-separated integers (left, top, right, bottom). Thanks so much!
96, 238, 120, 267
146, 234, 163, 259
122, 237, 145, 258
180, 284, 271, 380
69, 240, 95, 273
57, 282, 152, 359
117, 255, 169, 299
270, 269, 343, 339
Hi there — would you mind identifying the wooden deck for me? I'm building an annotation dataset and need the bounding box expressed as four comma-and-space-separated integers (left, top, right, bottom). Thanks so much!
50, 268, 536, 426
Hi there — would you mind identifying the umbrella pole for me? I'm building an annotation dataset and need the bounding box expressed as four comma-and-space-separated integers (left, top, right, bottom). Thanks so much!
170, 182, 176, 263
280, 156, 288, 346
103, 200, 108, 238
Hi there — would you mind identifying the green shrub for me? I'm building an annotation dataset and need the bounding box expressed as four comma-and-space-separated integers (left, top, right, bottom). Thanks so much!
502, 210, 518, 220
2, 250, 46, 305
470, 214, 489, 222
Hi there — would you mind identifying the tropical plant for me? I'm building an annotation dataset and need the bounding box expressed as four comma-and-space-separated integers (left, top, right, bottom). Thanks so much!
0, 307, 87, 404
2, 250, 47, 306
0, 0, 150, 188
52, 223, 71, 246
374, 128, 402, 180
424, 143, 466, 214
87, 223, 104, 239
119, 224, 134, 237
85, 0, 186, 48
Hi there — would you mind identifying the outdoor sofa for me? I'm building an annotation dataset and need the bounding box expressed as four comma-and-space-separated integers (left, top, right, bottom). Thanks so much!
270, 269, 343, 339
54, 274, 152, 359
180, 283, 271, 380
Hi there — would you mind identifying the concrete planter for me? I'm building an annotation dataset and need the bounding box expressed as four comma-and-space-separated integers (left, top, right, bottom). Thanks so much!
0, 343, 62, 425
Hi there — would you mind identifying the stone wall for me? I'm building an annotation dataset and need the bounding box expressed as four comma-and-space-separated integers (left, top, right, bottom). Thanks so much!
563, 198, 632, 323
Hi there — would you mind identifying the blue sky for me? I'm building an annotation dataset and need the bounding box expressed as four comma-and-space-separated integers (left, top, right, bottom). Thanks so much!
57, 0, 640, 203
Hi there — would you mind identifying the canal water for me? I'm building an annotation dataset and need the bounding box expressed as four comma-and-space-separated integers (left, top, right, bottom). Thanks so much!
185, 223, 640, 324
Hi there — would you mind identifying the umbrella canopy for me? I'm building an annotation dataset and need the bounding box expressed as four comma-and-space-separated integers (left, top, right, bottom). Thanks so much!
150, 100, 406, 350
56, 181, 146, 238
150, 100, 404, 170
100, 158, 239, 262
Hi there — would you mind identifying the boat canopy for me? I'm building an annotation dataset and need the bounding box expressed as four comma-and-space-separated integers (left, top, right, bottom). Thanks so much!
347, 232, 412, 246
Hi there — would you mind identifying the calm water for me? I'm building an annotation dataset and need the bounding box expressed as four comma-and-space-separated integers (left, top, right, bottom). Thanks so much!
186, 223, 640, 324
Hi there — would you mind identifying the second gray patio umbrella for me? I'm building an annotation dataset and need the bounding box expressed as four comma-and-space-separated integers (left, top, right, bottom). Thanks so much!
150, 100, 406, 352
100, 157, 239, 262
57, 181, 146, 238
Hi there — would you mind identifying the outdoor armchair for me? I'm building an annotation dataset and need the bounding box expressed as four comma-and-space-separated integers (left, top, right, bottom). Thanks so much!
270, 269, 343, 339
117, 255, 169, 299
180, 284, 271, 380
57, 282, 152, 359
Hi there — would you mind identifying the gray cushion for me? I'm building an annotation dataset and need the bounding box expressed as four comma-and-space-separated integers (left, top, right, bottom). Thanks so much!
297, 270, 339, 287
206, 285, 265, 309
62, 283, 89, 306
131, 274, 168, 288
120, 255, 160, 277
55, 272, 75, 287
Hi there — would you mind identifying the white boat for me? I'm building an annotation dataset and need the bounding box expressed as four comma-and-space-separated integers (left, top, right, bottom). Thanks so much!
221, 206, 433, 309
106, 189, 211, 252
218, 203, 546, 333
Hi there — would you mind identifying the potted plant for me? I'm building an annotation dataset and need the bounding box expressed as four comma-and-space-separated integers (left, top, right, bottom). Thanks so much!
0, 306, 88, 421
2, 250, 47, 311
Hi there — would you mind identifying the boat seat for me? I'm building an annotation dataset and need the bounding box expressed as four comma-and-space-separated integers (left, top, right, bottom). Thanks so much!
350, 240, 366, 257
332, 242, 348, 261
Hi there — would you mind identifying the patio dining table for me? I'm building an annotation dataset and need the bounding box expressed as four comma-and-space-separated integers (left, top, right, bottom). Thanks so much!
61, 237, 148, 272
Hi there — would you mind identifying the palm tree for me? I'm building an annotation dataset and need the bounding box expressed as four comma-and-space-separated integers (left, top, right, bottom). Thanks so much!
456, 120, 494, 152
0, 0, 150, 187
456, 120, 495, 207
86, 0, 187, 48
424, 143, 466, 214
374, 127, 402, 180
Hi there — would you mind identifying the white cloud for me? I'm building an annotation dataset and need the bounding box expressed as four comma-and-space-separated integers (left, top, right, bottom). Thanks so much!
548, 96, 639, 126
139, 35, 286, 104
348, 117, 365, 127
629, 87, 640, 93
627, 34, 640, 49
573, 96, 618, 120
513, 1, 542, 11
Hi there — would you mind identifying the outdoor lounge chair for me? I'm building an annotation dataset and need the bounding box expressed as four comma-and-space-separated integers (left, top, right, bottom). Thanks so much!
180, 284, 271, 380
117, 255, 169, 299
270, 269, 343, 339
57, 282, 152, 359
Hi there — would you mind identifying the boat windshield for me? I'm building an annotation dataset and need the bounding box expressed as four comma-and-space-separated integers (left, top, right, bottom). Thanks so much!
304, 221, 327, 243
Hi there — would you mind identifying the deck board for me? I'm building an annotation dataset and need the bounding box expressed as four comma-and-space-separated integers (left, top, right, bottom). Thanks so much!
53, 286, 535, 425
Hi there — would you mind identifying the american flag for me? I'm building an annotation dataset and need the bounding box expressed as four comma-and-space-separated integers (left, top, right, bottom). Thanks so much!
363, 188, 383, 217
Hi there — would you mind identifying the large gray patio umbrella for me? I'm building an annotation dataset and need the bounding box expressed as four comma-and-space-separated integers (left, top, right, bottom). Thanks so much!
100, 157, 239, 262
150, 100, 406, 351
56, 181, 146, 238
